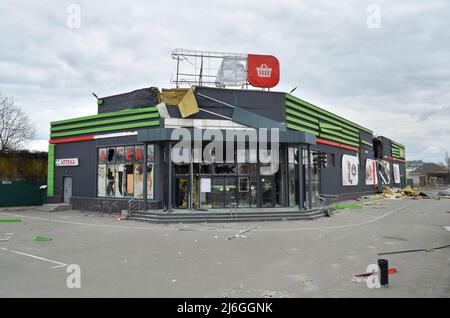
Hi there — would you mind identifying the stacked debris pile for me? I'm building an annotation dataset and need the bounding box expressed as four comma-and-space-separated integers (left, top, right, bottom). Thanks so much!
381, 185, 432, 199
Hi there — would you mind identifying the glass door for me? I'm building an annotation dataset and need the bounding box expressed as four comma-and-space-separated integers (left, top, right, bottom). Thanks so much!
224, 177, 237, 208
212, 178, 224, 208
175, 177, 189, 209
261, 176, 274, 208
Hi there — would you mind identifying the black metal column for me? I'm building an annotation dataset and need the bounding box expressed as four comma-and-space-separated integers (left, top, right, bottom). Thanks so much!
143, 142, 148, 211
298, 144, 304, 210
167, 141, 173, 212
307, 145, 312, 210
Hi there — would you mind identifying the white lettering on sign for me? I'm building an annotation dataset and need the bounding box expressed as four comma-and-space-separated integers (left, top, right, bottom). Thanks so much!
55, 158, 79, 167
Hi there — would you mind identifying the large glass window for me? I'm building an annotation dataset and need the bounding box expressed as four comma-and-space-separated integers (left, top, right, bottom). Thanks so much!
97, 144, 153, 198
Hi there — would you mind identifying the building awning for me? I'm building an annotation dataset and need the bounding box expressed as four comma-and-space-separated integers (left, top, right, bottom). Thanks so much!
137, 127, 316, 144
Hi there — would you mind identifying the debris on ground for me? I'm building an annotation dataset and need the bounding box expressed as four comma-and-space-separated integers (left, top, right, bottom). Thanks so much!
382, 236, 408, 241
362, 194, 383, 200
403, 186, 418, 197
33, 235, 53, 242
352, 268, 397, 283
443, 226, 450, 232
0, 218, 21, 223
380, 185, 431, 199
227, 226, 258, 240
437, 188, 450, 197
378, 244, 450, 256
0, 237, 10, 242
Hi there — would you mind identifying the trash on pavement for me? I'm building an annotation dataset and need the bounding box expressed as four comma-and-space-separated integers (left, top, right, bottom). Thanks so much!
33, 236, 53, 242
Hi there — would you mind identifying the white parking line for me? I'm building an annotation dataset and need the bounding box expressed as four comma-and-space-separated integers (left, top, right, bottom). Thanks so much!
0, 246, 67, 269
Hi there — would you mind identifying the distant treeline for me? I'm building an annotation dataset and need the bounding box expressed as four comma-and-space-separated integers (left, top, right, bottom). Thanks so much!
0, 150, 47, 183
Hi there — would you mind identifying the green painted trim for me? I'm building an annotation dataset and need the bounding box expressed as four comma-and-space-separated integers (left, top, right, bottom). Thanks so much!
391, 140, 405, 148
285, 101, 320, 118
286, 100, 359, 133
286, 116, 319, 130
51, 107, 158, 126
285, 108, 319, 123
286, 123, 319, 136
317, 114, 359, 133
50, 120, 160, 138
319, 133, 360, 147
319, 122, 360, 138
319, 122, 343, 131
320, 128, 360, 143
51, 113, 160, 132
285, 94, 373, 134
361, 140, 373, 147
47, 144, 55, 197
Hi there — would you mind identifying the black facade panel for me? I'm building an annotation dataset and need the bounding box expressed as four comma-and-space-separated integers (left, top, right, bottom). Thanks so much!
98, 88, 159, 114
314, 143, 377, 196
164, 87, 285, 122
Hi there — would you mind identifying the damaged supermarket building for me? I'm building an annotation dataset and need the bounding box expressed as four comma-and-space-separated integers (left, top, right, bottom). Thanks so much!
46, 49, 406, 220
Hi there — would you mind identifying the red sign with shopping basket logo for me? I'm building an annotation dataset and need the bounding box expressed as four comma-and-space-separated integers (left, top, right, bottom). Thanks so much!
247, 54, 280, 88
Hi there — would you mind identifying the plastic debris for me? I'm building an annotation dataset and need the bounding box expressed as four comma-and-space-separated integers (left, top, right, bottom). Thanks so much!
0, 218, 21, 223
352, 268, 397, 283
33, 236, 53, 242
227, 226, 258, 240
378, 244, 450, 255
329, 203, 362, 210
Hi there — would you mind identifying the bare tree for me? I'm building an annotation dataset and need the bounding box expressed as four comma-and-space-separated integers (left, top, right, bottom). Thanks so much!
0, 92, 36, 153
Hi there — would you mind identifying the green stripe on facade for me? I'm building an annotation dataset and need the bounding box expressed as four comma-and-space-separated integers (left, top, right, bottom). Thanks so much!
286, 100, 360, 133
285, 94, 373, 134
51, 107, 159, 126
286, 123, 319, 136
286, 101, 359, 135
319, 133, 360, 148
320, 129, 360, 143
50, 120, 160, 138
391, 140, 405, 149
285, 108, 319, 123
47, 144, 55, 197
286, 116, 319, 130
319, 122, 343, 131
51, 113, 160, 132
317, 114, 359, 133
361, 140, 373, 147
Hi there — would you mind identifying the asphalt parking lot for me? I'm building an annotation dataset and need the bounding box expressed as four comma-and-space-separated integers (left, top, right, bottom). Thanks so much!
0, 198, 449, 298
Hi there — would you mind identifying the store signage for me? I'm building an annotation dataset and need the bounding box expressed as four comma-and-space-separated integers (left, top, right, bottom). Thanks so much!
247, 54, 280, 88
55, 158, 79, 167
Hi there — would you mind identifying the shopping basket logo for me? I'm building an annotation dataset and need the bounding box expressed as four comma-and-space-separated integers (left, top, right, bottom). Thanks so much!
247, 54, 280, 88
256, 64, 272, 78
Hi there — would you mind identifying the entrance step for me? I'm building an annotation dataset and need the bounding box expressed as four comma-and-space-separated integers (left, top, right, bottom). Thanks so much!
37, 203, 72, 212
129, 209, 325, 223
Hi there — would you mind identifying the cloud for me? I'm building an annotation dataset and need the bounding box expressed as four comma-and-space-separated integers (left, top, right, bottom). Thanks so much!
0, 0, 449, 161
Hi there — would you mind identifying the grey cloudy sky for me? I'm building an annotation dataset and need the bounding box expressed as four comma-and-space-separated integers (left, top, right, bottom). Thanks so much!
1, 0, 449, 162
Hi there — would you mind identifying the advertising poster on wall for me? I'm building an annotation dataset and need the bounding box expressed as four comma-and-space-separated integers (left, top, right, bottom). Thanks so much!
365, 159, 378, 185
378, 160, 391, 185
393, 163, 401, 184
342, 155, 359, 186
147, 163, 154, 199
97, 164, 106, 197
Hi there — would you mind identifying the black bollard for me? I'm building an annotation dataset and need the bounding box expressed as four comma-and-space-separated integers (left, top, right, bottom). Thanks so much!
378, 259, 389, 287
